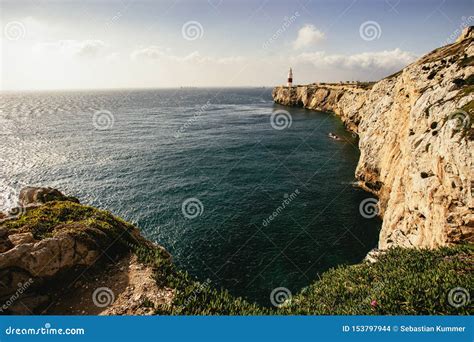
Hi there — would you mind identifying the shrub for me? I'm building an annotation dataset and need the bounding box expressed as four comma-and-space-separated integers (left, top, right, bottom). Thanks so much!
280, 246, 473, 315
4, 202, 471, 315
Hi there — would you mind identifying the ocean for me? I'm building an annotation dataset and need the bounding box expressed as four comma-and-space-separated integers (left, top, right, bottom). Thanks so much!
0, 88, 380, 305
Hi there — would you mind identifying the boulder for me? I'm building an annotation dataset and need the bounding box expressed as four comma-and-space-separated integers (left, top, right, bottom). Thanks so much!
8, 232, 36, 246
19, 187, 79, 207
0, 186, 172, 315
0, 227, 13, 253
0, 232, 101, 279
364, 248, 384, 263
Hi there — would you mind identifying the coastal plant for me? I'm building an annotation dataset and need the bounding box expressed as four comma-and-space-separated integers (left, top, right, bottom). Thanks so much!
280, 245, 473, 315
2, 201, 471, 316
133, 243, 266, 315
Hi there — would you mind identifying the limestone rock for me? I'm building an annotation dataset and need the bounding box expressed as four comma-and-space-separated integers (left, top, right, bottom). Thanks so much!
8, 232, 36, 246
0, 188, 173, 314
19, 187, 79, 207
273, 27, 474, 249
0, 234, 100, 278
456, 26, 474, 43
364, 248, 384, 263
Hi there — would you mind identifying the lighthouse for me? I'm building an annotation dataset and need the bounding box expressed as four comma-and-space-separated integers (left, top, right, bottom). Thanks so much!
287, 67, 293, 87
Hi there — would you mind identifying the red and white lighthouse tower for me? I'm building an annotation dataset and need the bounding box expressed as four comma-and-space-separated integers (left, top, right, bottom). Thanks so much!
287, 67, 293, 87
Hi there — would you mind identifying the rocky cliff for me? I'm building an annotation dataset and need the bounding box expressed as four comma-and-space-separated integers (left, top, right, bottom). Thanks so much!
0, 187, 267, 315
1, 188, 471, 315
273, 27, 474, 249
0, 187, 175, 314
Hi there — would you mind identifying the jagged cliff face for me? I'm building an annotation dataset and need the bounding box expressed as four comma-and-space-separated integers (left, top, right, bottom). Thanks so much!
273, 27, 473, 249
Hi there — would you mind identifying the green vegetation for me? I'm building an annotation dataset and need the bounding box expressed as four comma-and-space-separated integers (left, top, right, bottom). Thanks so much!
134, 244, 266, 315
461, 99, 474, 114
132, 219, 474, 316
419, 37, 471, 65
2, 201, 143, 254
459, 85, 474, 98
458, 55, 474, 68
281, 246, 473, 315
2, 201, 472, 315
460, 100, 474, 140
465, 74, 474, 86
384, 69, 403, 80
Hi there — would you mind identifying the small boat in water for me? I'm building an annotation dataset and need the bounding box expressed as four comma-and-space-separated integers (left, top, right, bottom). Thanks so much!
328, 132, 341, 140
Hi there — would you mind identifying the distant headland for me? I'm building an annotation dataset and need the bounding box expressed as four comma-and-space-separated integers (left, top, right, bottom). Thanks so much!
273, 26, 474, 250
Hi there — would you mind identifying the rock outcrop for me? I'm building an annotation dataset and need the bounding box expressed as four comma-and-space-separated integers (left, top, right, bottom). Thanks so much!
273, 27, 474, 249
19, 186, 80, 207
0, 188, 173, 315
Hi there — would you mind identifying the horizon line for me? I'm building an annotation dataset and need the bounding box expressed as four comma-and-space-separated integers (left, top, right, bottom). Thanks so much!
0, 85, 281, 93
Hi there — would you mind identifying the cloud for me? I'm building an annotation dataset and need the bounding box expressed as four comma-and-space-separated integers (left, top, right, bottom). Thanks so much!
33, 40, 106, 57
291, 48, 417, 71
130, 46, 167, 60
293, 24, 325, 49
130, 47, 245, 65
105, 52, 120, 63
75, 40, 106, 57
177, 51, 245, 64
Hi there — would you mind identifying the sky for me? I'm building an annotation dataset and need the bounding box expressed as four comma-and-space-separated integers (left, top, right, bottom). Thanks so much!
0, 0, 472, 90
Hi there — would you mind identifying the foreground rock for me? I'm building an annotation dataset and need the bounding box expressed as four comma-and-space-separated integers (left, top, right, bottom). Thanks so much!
19, 187, 80, 207
273, 27, 474, 249
1, 187, 470, 315
0, 188, 173, 315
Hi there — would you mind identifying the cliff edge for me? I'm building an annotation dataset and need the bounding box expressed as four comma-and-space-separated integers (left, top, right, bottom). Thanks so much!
273, 27, 474, 249
1, 187, 471, 315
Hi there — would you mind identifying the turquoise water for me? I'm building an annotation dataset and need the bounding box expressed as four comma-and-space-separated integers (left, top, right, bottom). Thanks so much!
0, 88, 380, 305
